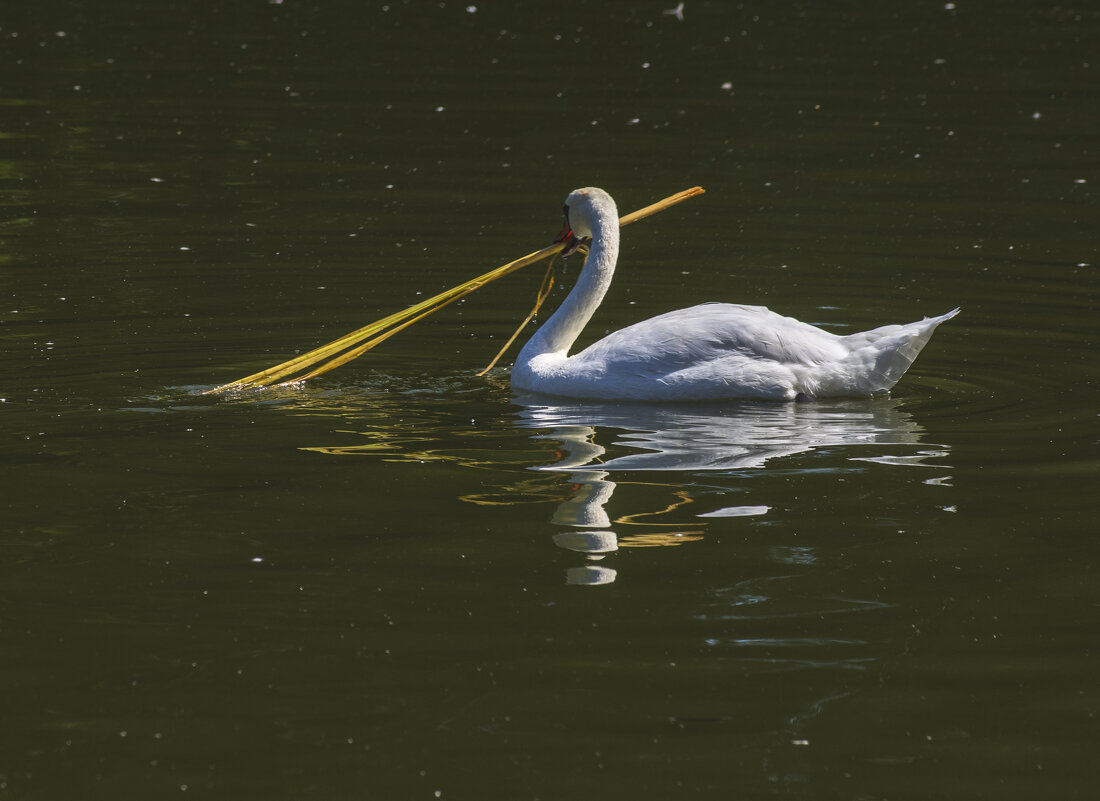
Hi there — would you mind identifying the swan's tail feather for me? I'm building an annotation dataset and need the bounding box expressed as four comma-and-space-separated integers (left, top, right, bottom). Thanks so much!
814, 308, 959, 396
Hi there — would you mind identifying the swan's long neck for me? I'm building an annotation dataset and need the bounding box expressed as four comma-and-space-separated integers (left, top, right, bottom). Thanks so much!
518, 208, 620, 360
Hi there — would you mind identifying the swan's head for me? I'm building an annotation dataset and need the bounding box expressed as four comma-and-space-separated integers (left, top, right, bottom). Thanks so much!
554, 187, 617, 256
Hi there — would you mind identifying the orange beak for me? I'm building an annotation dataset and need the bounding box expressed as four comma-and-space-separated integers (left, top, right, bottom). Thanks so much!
554, 219, 582, 256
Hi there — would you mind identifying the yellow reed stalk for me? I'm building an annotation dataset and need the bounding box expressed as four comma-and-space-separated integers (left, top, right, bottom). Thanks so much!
475, 257, 558, 377
206, 186, 704, 394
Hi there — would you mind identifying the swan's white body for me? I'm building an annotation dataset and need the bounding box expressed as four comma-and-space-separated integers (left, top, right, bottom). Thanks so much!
511, 187, 958, 402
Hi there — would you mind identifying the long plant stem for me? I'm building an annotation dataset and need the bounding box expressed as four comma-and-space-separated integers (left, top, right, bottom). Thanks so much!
206, 186, 704, 394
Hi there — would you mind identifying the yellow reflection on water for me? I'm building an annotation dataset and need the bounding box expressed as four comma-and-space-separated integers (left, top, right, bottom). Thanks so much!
280, 384, 948, 585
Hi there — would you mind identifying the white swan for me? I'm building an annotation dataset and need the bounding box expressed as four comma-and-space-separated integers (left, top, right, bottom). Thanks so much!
511, 187, 958, 401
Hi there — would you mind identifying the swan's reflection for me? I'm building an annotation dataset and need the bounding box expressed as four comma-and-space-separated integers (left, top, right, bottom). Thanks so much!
512, 395, 947, 585
285, 382, 950, 586
515, 396, 932, 472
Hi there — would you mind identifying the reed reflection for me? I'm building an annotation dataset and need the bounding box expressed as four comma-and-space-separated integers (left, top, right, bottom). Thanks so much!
287, 384, 950, 587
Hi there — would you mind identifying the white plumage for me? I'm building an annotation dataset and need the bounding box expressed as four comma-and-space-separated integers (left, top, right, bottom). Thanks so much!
511, 187, 958, 401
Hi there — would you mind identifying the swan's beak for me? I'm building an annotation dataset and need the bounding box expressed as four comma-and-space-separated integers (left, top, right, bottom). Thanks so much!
554, 220, 583, 257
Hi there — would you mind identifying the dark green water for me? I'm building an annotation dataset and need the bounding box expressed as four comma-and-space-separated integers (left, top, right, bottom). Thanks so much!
2, 2, 1097, 798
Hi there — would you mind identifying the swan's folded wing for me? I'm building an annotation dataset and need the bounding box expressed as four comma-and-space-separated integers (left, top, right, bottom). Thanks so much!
573, 303, 848, 370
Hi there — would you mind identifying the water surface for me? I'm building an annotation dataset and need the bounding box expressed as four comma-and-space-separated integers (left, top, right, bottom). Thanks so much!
2, 2, 1097, 799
